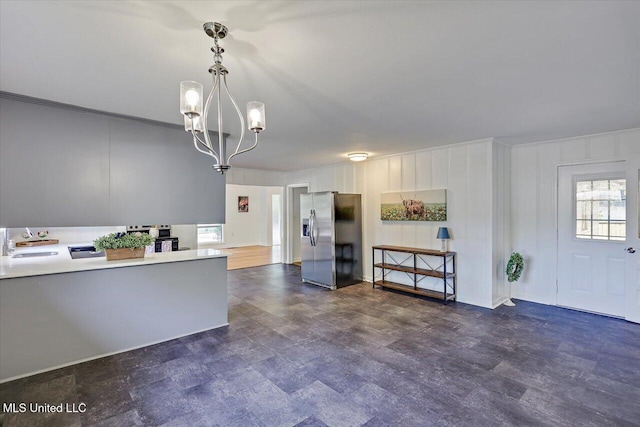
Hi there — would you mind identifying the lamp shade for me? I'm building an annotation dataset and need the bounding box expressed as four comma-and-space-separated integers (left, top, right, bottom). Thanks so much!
247, 101, 266, 132
436, 227, 450, 240
180, 81, 203, 117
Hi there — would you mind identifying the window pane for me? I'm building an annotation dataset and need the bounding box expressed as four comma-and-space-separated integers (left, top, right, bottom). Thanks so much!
576, 181, 592, 201
610, 179, 626, 197
576, 220, 592, 237
576, 201, 592, 219
610, 221, 626, 238
592, 220, 609, 237
610, 200, 626, 220
576, 180, 592, 192
594, 181, 615, 200
592, 180, 609, 191
593, 201, 609, 220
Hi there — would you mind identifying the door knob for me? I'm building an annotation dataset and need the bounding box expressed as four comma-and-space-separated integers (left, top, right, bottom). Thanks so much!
627, 247, 636, 253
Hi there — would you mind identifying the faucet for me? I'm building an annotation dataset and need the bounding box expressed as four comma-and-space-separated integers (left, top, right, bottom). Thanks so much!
1, 228, 21, 256
1, 228, 8, 256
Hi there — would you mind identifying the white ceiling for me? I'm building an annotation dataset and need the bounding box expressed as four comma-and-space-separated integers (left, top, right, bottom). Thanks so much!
1, 1, 639, 171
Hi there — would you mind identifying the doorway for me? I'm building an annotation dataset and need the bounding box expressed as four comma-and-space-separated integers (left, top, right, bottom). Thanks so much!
286, 184, 308, 265
557, 158, 640, 322
202, 184, 284, 270
272, 194, 281, 246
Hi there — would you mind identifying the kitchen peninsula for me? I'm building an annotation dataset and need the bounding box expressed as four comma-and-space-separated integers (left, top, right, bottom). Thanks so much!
0, 247, 229, 382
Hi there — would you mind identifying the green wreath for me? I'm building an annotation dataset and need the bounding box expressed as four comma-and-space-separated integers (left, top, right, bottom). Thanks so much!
506, 252, 524, 283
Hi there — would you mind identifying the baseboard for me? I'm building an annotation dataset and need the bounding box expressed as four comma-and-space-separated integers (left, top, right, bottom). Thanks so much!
492, 296, 510, 309
511, 292, 554, 306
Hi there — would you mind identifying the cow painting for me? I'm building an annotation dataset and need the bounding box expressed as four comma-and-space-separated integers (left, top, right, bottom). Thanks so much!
400, 194, 425, 219
380, 190, 447, 221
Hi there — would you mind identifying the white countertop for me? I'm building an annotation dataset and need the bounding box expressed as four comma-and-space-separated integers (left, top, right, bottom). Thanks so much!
0, 244, 230, 280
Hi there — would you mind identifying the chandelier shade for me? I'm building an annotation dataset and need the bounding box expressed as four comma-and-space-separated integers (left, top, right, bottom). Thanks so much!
180, 81, 203, 117
247, 101, 266, 132
179, 22, 266, 174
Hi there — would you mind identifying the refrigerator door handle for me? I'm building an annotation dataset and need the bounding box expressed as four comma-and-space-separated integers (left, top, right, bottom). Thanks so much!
312, 210, 319, 247
309, 209, 316, 247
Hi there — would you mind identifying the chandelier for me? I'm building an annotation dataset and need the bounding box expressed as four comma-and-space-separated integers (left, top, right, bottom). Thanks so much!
180, 22, 266, 174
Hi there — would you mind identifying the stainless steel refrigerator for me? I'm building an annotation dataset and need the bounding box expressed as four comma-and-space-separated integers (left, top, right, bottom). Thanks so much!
300, 192, 362, 290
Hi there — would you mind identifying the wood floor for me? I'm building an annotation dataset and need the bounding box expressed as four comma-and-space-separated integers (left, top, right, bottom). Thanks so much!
1, 264, 639, 426
225, 245, 282, 270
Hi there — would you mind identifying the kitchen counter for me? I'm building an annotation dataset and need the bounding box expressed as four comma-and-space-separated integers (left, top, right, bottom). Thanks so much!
1, 244, 229, 382
0, 245, 229, 279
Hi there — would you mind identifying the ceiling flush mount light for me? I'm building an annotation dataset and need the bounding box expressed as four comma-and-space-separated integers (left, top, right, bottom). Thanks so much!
180, 22, 266, 174
348, 153, 368, 162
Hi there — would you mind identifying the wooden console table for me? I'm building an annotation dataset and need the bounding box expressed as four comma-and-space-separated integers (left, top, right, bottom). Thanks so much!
372, 245, 456, 304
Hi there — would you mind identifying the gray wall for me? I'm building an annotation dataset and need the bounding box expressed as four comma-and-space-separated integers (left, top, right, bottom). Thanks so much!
0, 95, 225, 227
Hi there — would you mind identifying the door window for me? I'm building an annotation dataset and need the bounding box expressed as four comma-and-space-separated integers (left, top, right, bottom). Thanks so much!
576, 178, 626, 241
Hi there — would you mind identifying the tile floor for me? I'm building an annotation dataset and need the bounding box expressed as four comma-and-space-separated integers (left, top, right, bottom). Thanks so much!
1, 264, 639, 426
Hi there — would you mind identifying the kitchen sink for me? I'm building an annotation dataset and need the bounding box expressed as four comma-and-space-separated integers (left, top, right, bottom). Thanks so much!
12, 251, 59, 258
68, 246, 105, 259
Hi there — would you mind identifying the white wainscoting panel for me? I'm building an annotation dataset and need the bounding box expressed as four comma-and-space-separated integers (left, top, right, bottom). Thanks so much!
511, 128, 640, 305
492, 142, 512, 307
285, 139, 497, 308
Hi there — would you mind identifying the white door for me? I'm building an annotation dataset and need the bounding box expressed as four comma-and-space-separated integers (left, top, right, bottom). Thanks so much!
624, 157, 640, 323
558, 161, 634, 318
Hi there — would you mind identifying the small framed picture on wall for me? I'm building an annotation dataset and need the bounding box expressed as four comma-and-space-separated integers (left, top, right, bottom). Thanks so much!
238, 196, 249, 213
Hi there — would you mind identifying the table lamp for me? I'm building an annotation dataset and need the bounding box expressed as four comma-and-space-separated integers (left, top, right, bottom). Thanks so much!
437, 227, 450, 252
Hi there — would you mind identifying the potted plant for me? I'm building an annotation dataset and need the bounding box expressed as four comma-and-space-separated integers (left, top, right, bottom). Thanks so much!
94, 232, 154, 261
